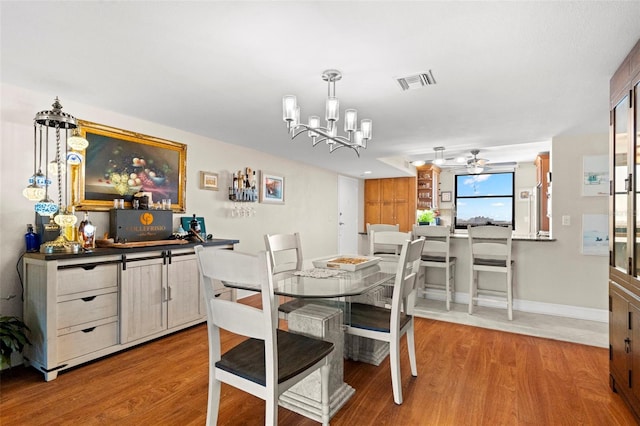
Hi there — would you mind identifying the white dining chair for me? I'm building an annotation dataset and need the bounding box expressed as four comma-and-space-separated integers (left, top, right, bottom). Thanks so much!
264, 233, 303, 274
195, 246, 334, 425
344, 237, 425, 405
368, 230, 412, 262
412, 225, 456, 311
366, 223, 400, 256
467, 225, 515, 320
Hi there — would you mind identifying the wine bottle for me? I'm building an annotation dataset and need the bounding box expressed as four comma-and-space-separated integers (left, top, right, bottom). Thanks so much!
190, 214, 201, 235
78, 212, 96, 249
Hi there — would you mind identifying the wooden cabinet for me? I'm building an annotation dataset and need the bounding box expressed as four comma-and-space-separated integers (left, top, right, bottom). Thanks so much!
23, 241, 236, 381
364, 177, 416, 232
609, 38, 640, 421
534, 153, 550, 232
416, 165, 440, 210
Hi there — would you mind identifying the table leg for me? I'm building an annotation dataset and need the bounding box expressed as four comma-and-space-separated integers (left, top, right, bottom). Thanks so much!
280, 304, 355, 421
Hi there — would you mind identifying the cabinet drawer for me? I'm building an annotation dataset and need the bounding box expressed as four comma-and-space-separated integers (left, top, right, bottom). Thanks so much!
58, 321, 118, 361
58, 292, 118, 330
58, 263, 118, 296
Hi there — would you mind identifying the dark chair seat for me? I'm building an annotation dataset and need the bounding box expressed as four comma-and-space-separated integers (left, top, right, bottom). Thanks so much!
421, 254, 457, 263
473, 258, 515, 268
278, 298, 308, 314
349, 302, 411, 333
216, 329, 334, 386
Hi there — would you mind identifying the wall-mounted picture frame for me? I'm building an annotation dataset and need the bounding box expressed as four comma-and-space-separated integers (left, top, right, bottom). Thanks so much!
73, 120, 187, 212
260, 171, 285, 204
582, 155, 608, 197
518, 188, 531, 201
200, 171, 219, 191
441, 191, 452, 202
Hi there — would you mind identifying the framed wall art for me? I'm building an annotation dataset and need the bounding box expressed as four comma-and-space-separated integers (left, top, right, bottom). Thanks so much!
582, 155, 608, 197
260, 171, 285, 204
200, 171, 219, 191
73, 120, 187, 211
441, 191, 452, 202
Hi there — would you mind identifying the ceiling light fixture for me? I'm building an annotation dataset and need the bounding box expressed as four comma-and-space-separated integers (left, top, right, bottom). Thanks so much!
433, 146, 446, 166
282, 69, 372, 157
412, 160, 426, 167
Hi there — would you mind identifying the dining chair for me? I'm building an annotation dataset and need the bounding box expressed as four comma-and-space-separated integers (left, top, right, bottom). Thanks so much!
344, 237, 425, 405
366, 223, 400, 256
368, 230, 412, 262
264, 233, 307, 317
467, 225, 515, 320
264, 233, 303, 274
412, 225, 456, 311
195, 245, 334, 426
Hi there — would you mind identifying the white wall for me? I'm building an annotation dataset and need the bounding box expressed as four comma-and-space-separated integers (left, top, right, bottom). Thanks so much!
0, 84, 340, 316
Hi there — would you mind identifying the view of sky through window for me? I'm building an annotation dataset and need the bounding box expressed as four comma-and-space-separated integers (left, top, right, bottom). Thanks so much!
455, 173, 514, 226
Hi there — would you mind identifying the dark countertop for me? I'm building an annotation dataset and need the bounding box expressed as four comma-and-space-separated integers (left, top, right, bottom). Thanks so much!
23, 238, 239, 261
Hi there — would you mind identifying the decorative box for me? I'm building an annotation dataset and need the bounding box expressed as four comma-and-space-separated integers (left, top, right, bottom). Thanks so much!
109, 209, 173, 242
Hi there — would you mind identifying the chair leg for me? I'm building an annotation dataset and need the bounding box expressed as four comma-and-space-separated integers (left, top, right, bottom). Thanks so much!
468, 268, 475, 315
390, 338, 403, 404
507, 267, 513, 321
206, 376, 221, 426
445, 264, 451, 311
407, 321, 417, 377
320, 362, 330, 426
265, 385, 278, 426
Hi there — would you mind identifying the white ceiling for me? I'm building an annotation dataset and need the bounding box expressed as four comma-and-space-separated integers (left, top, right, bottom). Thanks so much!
2, 1, 640, 178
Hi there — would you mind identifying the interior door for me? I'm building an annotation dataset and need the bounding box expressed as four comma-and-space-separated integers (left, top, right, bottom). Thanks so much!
338, 175, 359, 254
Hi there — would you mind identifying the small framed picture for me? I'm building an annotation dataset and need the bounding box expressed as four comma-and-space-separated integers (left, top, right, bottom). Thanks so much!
441, 191, 452, 202
260, 171, 285, 204
518, 189, 531, 201
200, 171, 219, 191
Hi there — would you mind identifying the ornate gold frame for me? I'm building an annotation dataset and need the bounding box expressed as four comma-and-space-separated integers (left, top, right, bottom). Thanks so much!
72, 120, 187, 212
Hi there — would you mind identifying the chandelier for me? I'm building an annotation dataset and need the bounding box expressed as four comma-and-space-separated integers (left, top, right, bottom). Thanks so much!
282, 69, 372, 156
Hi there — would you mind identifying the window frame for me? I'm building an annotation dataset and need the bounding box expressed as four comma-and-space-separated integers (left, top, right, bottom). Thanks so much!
453, 171, 516, 230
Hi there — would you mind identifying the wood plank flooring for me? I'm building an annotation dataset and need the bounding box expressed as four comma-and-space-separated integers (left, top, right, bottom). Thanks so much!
1, 295, 636, 425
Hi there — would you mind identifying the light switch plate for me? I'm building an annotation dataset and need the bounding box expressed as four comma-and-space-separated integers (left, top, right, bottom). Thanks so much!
562, 215, 570, 226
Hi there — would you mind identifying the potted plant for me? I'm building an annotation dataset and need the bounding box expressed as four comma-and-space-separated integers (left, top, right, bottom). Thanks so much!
417, 209, 435, 225
0, 316, 31, 369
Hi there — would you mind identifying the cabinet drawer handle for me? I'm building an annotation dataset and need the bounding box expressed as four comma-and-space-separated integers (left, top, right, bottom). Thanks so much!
81, 296, 97, 302
81, 265, 97, 270
81, 327, 96, 333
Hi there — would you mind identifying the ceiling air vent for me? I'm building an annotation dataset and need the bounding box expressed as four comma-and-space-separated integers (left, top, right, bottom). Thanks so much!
396, 70, 436, 91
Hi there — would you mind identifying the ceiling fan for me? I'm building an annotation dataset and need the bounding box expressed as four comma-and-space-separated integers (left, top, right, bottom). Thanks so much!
423, 148, 516, 174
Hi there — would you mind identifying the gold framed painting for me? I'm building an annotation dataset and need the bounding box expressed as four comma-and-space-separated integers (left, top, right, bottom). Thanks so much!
72, 120, 187, 212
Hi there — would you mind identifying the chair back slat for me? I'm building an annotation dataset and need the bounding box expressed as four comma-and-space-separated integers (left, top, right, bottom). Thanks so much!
370, 230, 412, 258
264, 233, 303, 274
391, 238, 425, 325
195, 246, 276, 341
413, 225, 450, 257
367, 223, 400, 255
468, 225, 513, 263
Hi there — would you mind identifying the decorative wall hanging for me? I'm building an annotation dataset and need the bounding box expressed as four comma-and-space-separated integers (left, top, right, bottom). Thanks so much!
200, 171, 219, 191
74, 120, 187, 212
260, 171, 285, 204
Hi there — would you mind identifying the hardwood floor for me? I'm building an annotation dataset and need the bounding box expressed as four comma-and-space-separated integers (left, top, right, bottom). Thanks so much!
1, 295, 636, 425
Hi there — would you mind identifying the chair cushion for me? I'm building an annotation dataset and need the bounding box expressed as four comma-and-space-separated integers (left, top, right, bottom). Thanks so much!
473, 258, 514, 267
349, 302, 411, 333
421, 255, 457, 263
215, 329, 334, 386
278, 298, 307, 314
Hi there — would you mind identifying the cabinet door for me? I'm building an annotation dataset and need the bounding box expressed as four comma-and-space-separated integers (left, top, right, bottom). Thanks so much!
635, 81, 640, 277
380, 201, 395, 225
365, 179, 380, 203
120, 257, 166, 343
613, 94, 630, 272
610, 286, 630, 385
364, 201, 381, 227
167, 254, 202, 328
631, 300, 640, 403
395, 201, 411, 232
393, 178, 410, 202
381, 179, 396, 202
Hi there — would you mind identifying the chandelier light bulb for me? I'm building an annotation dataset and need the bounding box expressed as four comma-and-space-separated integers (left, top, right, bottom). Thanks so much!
67, 129, 89, 150
23, 183, 46, 201
66, 151, 83, 165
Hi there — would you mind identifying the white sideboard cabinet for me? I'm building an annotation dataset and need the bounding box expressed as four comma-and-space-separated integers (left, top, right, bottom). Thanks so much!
23, 240, 237, 381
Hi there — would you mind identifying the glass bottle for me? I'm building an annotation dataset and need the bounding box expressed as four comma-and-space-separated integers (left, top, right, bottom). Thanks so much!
63, 206, 78, 242
78, 212, 96, 249
25, 224, 40, 252
190, 214, 201, 236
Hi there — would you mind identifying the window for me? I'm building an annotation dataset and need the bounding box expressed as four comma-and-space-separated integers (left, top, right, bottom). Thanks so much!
454, 172, 515, 229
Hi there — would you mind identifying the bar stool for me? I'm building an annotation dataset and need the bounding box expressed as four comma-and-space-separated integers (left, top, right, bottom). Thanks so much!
366, 223, 400, 256
412, 225, 456, 311
467, 225, 515, 320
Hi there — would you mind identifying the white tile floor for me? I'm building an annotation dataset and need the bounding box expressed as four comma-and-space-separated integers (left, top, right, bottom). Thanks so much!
413, 297, 608, 348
